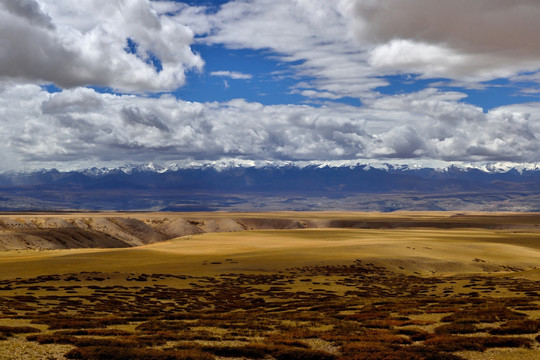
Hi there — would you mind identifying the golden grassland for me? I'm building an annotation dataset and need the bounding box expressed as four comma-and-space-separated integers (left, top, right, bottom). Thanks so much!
0, 212, 539, 359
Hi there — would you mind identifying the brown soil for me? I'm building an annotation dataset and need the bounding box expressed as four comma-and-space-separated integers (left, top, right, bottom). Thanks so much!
1, 211, 539, 251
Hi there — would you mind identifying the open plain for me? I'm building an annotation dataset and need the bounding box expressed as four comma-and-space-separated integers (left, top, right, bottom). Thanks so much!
0, 212, 539, 359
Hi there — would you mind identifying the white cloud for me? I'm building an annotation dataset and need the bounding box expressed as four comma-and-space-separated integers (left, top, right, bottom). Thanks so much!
176, 0, 383, 99
354, 0, 540, 81
2, 0, 540, 171
4, 0, 540, 96
173, 0, 540, 96
1, 84, 539, 171
0, 0, 203, 92
298, 90, 341, 100
210, 71, 252, 80
368, 40, 468, 78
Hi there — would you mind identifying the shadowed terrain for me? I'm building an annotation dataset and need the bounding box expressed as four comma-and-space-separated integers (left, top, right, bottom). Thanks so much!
2, 211, 540, 250
3, 165, 540, 212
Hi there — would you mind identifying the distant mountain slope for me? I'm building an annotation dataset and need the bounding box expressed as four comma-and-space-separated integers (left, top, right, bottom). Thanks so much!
1, 164, 540, 211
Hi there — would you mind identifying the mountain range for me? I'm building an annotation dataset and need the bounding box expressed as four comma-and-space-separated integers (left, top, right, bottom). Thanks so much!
1, 163, 539, 212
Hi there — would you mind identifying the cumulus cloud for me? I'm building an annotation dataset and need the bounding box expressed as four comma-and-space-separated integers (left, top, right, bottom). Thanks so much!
1, 84, 539, 171
172, 0, 540, 96
210, 71, 252, 80
2, 0, 540, 171
354, 0, 540, 80
0, 0, 203, 92
0, 0, 54, 29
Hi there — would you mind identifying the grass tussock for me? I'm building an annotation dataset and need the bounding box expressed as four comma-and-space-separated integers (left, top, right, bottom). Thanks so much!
488, 319, 540, 335
423, 335, 533, 352
433, 323, 478, 334
340, 343, 466, 360
0, 325, 41, 336
440, 304, 527, 324
65, 346, 213, 360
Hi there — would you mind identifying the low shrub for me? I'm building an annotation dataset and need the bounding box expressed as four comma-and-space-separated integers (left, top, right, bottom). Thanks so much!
72, 337, 142, 348
266, 336, 310, 349
489, 320, 540, 335
346, 312, 391, 322
340, 343, 466, 360
481, 336, 533, 349
272, 347, 337, 360
0, 326, 41, 334
27, 334, 156, 348
397, 328, 434, 341
54, 329, 133, 336
27, 334, 76, 344
440, 305, 526, 324
135, 320, 189, 332
360, 330, 412, 345
94, 316, 129, 326
276, 327, 321, 339
65, 346, 213, 360
202, 343, 270, 358
424, 335, 533, 352
434, 323, 477, 334
423, 336, 486, 352
41, 319, 106, 330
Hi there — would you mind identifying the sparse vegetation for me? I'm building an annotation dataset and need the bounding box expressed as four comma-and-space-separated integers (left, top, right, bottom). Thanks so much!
1, 212, 540, 359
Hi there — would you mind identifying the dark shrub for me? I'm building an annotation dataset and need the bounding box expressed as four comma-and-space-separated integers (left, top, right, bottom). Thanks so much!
0, 326, 41, 334
434, 323, 477, 334
440, 305, 526, 324
65, 346, 213, 360
272, 347, 337, 360
424, 335, 533, 352
94, 316, 129, 326
27, 334, 76, 345
423, 336, 486, 352
43, 319, 105, 330
397, 328, 434, 341
54, 329, 133, 336
202, 344, 270, 358
489, 320, 540, 335
135, 320, 189, 332
340, 343, 466, 360
72, 338, 142, 348
482, 336, 533, 349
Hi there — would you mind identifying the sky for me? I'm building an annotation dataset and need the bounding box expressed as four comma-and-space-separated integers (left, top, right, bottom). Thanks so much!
1, 0, 540, 171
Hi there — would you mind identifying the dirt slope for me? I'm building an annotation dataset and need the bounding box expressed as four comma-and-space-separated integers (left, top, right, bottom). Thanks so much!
0, 211, 539, 250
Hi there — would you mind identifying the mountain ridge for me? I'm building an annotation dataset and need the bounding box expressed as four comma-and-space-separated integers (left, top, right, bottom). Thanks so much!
1, 163, 540, 212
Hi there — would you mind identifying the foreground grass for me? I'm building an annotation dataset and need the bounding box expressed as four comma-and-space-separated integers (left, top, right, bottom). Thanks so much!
0, 225, 539, 359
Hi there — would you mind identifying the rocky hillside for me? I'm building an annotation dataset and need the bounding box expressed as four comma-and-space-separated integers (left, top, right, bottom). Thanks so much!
1, 212, 539, 251
0, 214, 319, 250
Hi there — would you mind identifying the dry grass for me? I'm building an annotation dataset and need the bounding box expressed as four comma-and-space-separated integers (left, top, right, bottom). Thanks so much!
0, 212, 540, 359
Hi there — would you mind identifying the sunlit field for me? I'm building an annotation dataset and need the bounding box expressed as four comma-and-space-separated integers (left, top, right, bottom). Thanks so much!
0, 212, 539, 359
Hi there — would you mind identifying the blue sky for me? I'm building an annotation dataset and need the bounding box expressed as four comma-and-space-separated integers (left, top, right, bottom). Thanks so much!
1, 0, 540, 171
177, 45, 305, 105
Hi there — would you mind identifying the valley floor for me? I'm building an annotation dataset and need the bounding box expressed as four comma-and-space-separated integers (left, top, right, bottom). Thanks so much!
0, 212, 539, 359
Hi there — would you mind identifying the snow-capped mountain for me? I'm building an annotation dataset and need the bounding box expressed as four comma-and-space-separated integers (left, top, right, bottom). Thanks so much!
1, 162, 540, 211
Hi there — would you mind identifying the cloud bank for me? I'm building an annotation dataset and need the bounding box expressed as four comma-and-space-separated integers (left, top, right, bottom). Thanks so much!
176, 0, 540, 97
355, 0, 540, 80
1, 84, 538, 171
2, 0, 540, 171
0, 0, 203, 92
